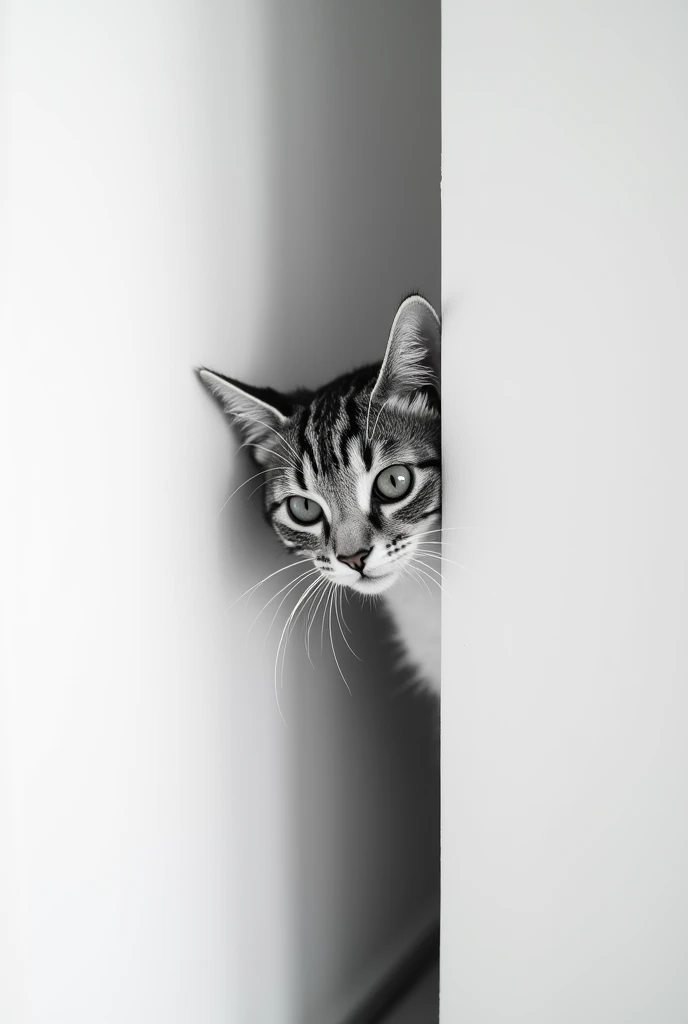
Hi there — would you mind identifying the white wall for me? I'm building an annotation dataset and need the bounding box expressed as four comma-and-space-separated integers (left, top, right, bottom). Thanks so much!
2, 1, 439, 1022
442, 4, 688, 1021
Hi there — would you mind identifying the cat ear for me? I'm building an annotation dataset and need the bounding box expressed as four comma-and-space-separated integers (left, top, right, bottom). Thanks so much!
197, 368, 291, 466
371, 295, 441, 407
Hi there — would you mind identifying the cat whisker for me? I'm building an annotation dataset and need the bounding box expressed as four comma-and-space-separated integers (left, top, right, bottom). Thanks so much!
328, 586, 353, 695
397, 562, 418, 591
334, 587, 362, 662
235, 440, 297, 471
369, 397, 392, 446
247, 475, 288, 501
303, 579, 328, 667
409, 556, 445, 582
412, 566, 432, 595
414, 548, 482, 581
306, 578, 331, 661
274, 576, 322, 707
286, 573, 323, 655
285, 576, 324, 686
407, 557, 453, 598
402, 562, 432, 595
217, 467, 285, 516
228, 558, 315, 610
321, 582, 332, 653
408, 538, 461, 548
259, 569, 320, 651
410, 526, 481, 540
338, 588, 354, 633
364, 391, 374, 446
282, 586, 313, 680
233, 413, 302, 466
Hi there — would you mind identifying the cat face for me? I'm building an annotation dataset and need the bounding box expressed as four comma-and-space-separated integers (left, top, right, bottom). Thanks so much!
200, 296, 441, 595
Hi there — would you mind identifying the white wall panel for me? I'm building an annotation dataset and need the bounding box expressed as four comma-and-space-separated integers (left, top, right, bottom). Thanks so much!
442, 4, 688, 1020
2, 1, 440, 1021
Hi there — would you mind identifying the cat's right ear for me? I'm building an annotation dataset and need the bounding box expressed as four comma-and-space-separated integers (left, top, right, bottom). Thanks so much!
371, 295, 441, 408
197, 368, 292, 466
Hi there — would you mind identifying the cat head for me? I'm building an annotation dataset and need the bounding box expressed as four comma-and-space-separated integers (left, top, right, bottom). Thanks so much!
199, 295, 441, 595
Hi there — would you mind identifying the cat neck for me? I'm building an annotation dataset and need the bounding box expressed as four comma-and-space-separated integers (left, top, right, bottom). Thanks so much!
383, 574, 441, 694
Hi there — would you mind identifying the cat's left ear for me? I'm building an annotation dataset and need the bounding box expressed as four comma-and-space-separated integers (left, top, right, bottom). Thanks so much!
197, 368, 292, 466
371, 295, 441, 407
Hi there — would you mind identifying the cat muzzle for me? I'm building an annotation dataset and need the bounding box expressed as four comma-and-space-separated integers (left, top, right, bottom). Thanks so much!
336, 548, 371, 573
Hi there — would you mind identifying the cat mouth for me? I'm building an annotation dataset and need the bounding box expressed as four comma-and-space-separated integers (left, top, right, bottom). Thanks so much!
323, 567, 397, 593
353, 571, 396, 593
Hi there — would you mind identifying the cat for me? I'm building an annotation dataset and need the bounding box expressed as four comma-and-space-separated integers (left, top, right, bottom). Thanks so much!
199, 294, 442, 695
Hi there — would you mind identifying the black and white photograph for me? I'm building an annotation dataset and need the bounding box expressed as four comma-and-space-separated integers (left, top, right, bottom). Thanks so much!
3, 2, 688, 1023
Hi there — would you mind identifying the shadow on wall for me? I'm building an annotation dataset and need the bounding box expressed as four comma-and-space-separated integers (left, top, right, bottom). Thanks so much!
260, 0, 441, 381
212, 0, 440, 1021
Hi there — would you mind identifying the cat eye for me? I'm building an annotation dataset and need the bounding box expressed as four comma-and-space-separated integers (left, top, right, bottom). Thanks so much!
287, 495, 323, 525
374, 464, 413, 502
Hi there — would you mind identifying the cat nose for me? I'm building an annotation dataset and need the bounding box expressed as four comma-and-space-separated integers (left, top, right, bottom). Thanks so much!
337, 548, 371, 573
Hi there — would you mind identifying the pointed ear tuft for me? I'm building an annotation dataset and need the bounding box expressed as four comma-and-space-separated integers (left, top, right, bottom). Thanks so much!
371, 295, 441, 407
197, 367, 291, 466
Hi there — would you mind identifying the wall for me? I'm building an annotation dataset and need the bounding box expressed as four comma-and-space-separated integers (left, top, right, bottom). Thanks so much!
2, 1, 439, 1022
442, 4, 688, 1021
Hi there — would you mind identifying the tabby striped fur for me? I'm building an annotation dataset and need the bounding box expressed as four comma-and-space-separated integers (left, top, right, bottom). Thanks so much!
199, 295, 442, 694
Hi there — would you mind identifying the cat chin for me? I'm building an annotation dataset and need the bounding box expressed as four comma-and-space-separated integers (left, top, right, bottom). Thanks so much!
326, 572, 396, 596
351, 573, 398, 596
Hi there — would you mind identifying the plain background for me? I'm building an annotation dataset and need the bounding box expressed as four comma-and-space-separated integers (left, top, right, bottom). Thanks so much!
6, 2, 687, 1023
2, 1, 439, 1022
442, 3, 688, 1021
